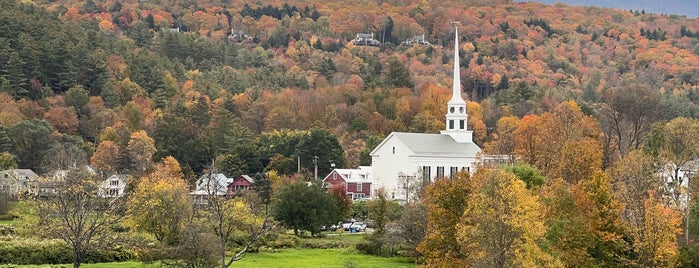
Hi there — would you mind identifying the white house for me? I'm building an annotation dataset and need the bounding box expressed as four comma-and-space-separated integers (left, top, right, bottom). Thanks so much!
370, 26, 481, 200
0, 169, 39, 198
189, 173, 233, 205
99, 174, 129, 198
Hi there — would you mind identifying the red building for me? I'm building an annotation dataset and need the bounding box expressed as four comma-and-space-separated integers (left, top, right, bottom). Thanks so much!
322, 166, 372, 201
228, 175, 254, 196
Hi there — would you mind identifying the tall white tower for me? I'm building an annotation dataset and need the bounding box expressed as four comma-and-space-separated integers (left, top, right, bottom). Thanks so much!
441, 22, 473, 143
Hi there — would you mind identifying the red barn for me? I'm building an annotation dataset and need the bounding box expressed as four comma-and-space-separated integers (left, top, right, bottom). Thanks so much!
322, 166, 372, 201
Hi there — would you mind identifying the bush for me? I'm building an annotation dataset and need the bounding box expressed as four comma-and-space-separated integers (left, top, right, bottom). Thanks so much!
355, 241, 382, 256
0, 226, 14, 236
0, 238, 136, 264
265, 233, 300, 249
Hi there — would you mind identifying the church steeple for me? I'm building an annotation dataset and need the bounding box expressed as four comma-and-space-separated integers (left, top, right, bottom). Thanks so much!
441, 22, 473, 143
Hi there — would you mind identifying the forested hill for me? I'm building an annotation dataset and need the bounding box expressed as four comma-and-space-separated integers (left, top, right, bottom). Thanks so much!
1, 0, 699, 179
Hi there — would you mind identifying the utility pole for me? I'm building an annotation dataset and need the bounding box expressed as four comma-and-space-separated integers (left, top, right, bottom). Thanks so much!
313, 156, 318, 180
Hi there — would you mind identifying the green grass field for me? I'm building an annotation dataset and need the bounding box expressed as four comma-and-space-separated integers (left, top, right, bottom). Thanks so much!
7, 248, 416, 268
235, 248, 416, 268
2, 201, 416, 268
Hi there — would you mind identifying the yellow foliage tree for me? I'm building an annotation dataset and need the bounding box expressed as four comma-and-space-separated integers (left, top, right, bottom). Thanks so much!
417, 172, 476, 267
126, 159, 192, 245
126, 130, 156, 173
458, 168, 562, 267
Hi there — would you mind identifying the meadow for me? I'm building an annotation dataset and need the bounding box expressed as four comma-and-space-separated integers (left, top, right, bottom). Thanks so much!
1, 201, 415, 268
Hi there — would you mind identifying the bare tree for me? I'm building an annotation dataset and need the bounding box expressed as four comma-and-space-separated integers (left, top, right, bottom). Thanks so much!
200, 168, 271, 268
40, 143, 87, 173
37, 168, 123, 268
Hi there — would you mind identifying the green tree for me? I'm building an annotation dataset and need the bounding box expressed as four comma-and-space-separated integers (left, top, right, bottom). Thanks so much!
8, 119, 55, 169
153, 113, 211, 173
506, 162, 546, 189
64, 85, 90, 116
296, 128, 346, 178
383, 57, 415, 89
36, 168, 123, 268
273, 182, 337, 236
0, 151, 17, 170
0, 126, 13, 153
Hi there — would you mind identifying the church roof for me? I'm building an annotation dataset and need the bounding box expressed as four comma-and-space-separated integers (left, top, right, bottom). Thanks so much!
374, 132, 481, 157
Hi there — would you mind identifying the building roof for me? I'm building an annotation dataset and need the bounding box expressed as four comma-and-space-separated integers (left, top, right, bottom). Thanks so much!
193, 173, 233, 196
372, 132, 481, 157
324, 166, 372, 183
237, 175, 254, 184
0, 169, 39, 180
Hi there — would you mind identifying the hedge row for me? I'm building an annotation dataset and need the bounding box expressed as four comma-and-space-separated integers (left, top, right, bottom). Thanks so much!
0, 239, 135, 265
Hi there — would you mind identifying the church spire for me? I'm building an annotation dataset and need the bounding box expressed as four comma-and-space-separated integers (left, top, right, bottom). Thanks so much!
441, 22, 473, 143
448, 23, 466, 106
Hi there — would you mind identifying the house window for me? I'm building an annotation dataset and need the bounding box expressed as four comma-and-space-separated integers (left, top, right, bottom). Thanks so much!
460, 120, 465, 129
357, 183, 363, 192
437, 167, 444, 179
353, 193, 365, 200
422, 166, 431, 182
110, 180, 119, 186
392, 147, 395, 154
462, 167, 470, 172
450, 167, 458, 178
449, 120, 454, 129
333, 173, 337, 180
109, 189, 118, 196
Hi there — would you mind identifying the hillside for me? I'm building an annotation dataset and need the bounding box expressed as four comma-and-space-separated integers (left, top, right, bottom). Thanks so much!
0, 0, 698, 177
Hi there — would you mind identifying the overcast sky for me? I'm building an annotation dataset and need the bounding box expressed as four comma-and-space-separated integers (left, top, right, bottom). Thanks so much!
516, 0, 699, 18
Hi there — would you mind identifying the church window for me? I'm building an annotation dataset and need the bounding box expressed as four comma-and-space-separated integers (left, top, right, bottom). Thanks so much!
357, 183, 363, 192
460, 107, 464, 113
460, 120, 465, 129
437, 166, 444, 179
422, 166, 431, 182
462, 167, 470, 172
450, 167, 458, 178
449, 120, 454, 129
450, 107, 455, 113
392, 147, 395, 154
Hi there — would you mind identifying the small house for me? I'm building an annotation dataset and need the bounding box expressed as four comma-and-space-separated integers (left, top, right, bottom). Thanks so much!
228, 175, 254, 196
228, 29, 252, 43
351, 33, 380, 46
323, 166, 373, 201
99, 174, 129, 198
0, 169, 39, 199
401, 34, 431, 46
190, 173, 233, 205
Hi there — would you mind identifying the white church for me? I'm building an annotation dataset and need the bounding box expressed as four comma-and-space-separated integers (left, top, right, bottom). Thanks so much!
369, 25, 481, 200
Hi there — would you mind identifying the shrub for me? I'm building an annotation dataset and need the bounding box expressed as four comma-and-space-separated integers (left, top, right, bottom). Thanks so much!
0, 238, 136, 264
266, 233, 300, 249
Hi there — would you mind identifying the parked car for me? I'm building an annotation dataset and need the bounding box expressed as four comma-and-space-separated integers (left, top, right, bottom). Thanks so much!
353, 222, 367, 232
342, 221, 366, 232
